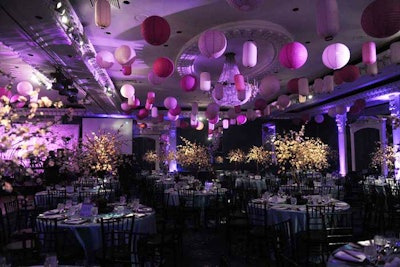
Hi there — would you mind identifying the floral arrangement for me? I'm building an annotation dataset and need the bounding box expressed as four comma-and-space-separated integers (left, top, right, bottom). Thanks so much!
214, 156, 224, 164
246, 145, 272, 173
273, 126, 329, 174
143, 150, 158, 163
176, 137, 210, 171
370, 142, 398, 174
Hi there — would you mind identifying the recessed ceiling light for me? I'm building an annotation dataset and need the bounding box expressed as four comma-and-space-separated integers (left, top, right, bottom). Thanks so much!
292, 7, 299, 12
163, 44, 168, 47
35, 15, 43, 20
123, 1, 130, 4
105, 32, 111, 35
28, 53, 34, 57
305, 41, 311, 44
176, 30, 182, 34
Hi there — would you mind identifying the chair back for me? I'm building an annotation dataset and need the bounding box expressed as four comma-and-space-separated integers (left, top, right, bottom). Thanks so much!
271, 219, 298, 267
324, 210, 354, 252
4, 198, 31, 237
35, 217, 59, 254
47, 190, 66, 209
247, 202, 268, 231
178, 189, 196, 208
305, 203, 335, 232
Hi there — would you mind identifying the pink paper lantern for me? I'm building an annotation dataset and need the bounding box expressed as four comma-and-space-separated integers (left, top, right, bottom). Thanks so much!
17, 81, 33, 96
259, 75, 280, 98
169, 105, 181, 116
236, 114, 247, 125
95, 0, 111, 28
314, 114, 324, 124
147, 92, 156, 103
225, 0, 263, 12
137, 108, 149, 120
340, 65, 360, 83
287, 78, 299, 94
322, 43, 350, 70
198, 30, 227, 59
362, 42, 377, 65
153, 57, 174, 78
167, 112, 179, 121
163, 97, 177, 110
254, 98, 267, 110
234, 74, 245, 91
279, 42, 308, 69
361, 0, 400, 38
242, 40, 257, 67
96, 50, 114, 69
121, 102, 131, 111
148, 71, 166, 85
141, 15, 170, 46
180, 74, 197, 92
277, 95, 291, 109
131, 98, 140, 109
316, 0, 339, 41
199, 72, 211, 91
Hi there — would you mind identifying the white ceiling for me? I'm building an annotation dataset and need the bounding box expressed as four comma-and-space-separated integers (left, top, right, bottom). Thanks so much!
0, 0, 399, 119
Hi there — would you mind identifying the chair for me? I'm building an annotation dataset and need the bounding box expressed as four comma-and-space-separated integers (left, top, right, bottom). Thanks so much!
78, 190, 99, 203
318, 185, 333, 195
99, 215, 135, 266
4, 198, 34, 241
204, 189, 228, 229
323, 211, 354, 253
271, 219, 299, 267
47, 190, 66, 209
177, 189, 201, 228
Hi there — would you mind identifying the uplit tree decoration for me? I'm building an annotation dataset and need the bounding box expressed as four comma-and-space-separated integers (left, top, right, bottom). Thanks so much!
273, 126, 329, 179
370, 142, 398, 176
227, 148, 246, 170
176, 137, 211, 172
246, 145, 272, 173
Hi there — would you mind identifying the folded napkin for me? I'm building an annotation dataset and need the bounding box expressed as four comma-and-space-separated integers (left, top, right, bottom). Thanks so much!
63, 218, 87, 225
333, 249, 366, 263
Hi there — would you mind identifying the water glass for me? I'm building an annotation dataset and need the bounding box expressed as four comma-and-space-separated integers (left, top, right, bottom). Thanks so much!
132, 198, 140, 212
44, 253, 58, 267
290, 197, 297, 205
91, 207, 98, 222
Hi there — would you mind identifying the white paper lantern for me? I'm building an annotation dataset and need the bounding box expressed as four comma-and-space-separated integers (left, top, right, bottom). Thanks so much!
242, 40, 257, 67
200, 72, 211, 91
120, 84, 135, 98
322, 43, 350, 70
95, 0, 111, 28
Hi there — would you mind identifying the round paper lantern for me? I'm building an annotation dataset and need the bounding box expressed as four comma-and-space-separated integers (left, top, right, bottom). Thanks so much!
298, 78, 309, 96
120, 84, 135, 98
336, 105, 347, 115
147, 92, 155, 103
169, 105, 181, 116
340, 65, 360, 83
362, 42, 377, 65
225, 0, 263, 12
213, 84, 224, 100
361, 0, 400, 38
277, 95, 291, 109
131, 98, 140, 109
279, 42, 308, 69
254, 98, 267, 110
287, 78, 299, 94
141, 15, 170, 46
196, 121, 204, 131
242, 40, 257, 67
327, 107, 337, 118
147, 71, 166, 85
180, 74, 197, 92
236, 114, 247, 125
322, 43, 350, 70
17, 81, 33, 96
96, 50, 114, 69
390, 42, 400, 64
209, 115, 219, 124
95, 0, 111, 28
333, 70, 343, 85
114, 45, 136, 75
137, 108, 148, 120
206, 103, 220, 119
167, 112, 179, 121
153, 57, 174, 78
234, 74, 245, 91
316, 0, 339, 41
313, 78, 324, 94
259, 75, 280, 98
198, 30, 227, 59
0, 87, 12, 98
121, 102, 131, 111
314, 114, 324, 124
227, 108, 237, 119
200, 72, 211, 91
163, 96, 177, 110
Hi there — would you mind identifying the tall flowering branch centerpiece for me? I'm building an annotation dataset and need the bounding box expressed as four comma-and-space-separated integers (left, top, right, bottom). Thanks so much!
273, 126, 329, 184
246, 146, 272, 174
176, 137, 211, 175
143, 150, 158, 171
227, 148, 246, 170
370, 142, 398, 176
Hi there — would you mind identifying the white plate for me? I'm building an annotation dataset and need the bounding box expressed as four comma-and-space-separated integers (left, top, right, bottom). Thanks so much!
63, 218, 87, 225
333, 249, 366, 263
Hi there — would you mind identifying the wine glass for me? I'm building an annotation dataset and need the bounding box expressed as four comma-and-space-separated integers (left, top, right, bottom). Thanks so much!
132, 198, 140, 212
91, 207, 98, 223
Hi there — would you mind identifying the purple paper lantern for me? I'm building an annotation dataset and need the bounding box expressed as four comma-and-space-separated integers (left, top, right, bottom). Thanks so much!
279, 42, 308, 69
198, 30, 227, 59
314, 114, 324, 124
180, 74, 197, 92
259, 75, 280, 98
236, 114, 247, 125
277, 95, 291, 109
316, 0, 339, 41
322, 43, 350, 70
164, 97, 177, 110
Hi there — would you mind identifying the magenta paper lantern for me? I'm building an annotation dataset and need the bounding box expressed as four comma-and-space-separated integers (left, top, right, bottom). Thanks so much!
333, 70, 343, 85
314, 114, 324, 124
10, 94, 21, 103
141, 15, 170, 46
234, 74, 245, 91
214, 84, 224, 100
121, 102, 131, 111
313, 78, 324, 94
0, 87, 12, 98
115, 45, 136, 76
153, 57, 174, 78
259, 75, 280, 98
145, 99, 153, 110
120, 84, 135, 98
327, 107, 337, 118
287, 78, 299, 94
340, 65, 360, 83
322, 43, 350, 70
95, 0, 111, 28
163, 97, 177, 110
169, 105, 181, 116
336, 105, 347, 115
147, 92, 155, 103
167, 112, 179, 121
362, 42, 377, 65
316, 0, 339, 41
148, 71, 166, 85
361, 0, 400, 39
225, 0, 263, 12
137, 108, 149, 120
198, 30, 227, 59
131, 98, 140, 109
209, 115, 219, 124
96, 50, 114, 69
298, 78, 309, 96
277, 95, 291, 109
236, 114, 247, 125
222, 119, 229, 129
242, 40, 257, 67
254, 98, 267, 110
200, 72, 211, 91
180, 74, 197, 92
17, 81, 33, 96
279, 42, 308, 69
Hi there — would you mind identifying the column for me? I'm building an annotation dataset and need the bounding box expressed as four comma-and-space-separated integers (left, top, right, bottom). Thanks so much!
380, 118, 388, 177
390, 95, 400, 180
336, 113, 348, 177
262, 123, 277, 164
168, 121, 178, 172
349, 126, 356, 172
